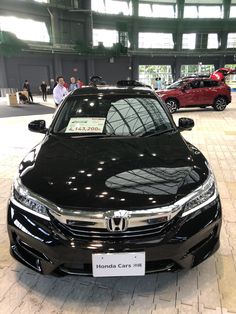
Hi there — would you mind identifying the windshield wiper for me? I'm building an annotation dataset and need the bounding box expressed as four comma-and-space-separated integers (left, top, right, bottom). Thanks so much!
141, 128, 176, 137
70, 134, 115, 138
54, 130, 176, 139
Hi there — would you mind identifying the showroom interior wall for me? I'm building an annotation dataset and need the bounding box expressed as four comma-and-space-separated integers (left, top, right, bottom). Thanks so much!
1, 0, 236, 92
2, 53, 235, 93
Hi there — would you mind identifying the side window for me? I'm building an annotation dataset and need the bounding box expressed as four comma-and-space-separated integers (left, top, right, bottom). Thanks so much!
203, 80, 219, 87
185, 83, 192, 89
199, 80, 204, 88
203, 80, 213, 87
211, 80, 220, 87
190, 80, 200, 89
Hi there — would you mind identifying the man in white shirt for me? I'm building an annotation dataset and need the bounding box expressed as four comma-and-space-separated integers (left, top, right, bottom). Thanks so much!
53, 76, 68, 107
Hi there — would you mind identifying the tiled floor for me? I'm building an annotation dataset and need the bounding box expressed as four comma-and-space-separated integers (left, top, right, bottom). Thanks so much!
0, 95, 236, 314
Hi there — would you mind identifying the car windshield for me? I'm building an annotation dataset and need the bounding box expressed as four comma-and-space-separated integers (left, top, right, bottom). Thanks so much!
166, 81, 184, 89
52, 95, 174, 137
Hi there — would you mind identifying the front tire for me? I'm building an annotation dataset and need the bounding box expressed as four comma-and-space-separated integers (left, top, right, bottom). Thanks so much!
166, 99, 178, 113
213, 97, 227, 111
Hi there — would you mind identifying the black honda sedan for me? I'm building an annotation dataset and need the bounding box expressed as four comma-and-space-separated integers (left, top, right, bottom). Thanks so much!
7, 85, 221, 276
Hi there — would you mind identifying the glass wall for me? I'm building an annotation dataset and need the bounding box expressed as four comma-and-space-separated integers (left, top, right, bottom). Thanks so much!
139, 65, 173, 88
225, 64, 236, 89
93, 29, 119, 47
139, 33, 174, 49
182, 34, 196, 49
181, 64, 215, 77
184, 6, 198, 18
230, 6, 236, 17
184, 5, 223, 18
0, 16, 50, 42
227, 33, 236, 48
207, 33, 219, 49
139, 3, 177, 18
92, 0, 132, 15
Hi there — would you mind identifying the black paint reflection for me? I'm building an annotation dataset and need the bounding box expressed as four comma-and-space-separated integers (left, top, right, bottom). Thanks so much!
53, 96, 172, 137
106, 167, 200, 195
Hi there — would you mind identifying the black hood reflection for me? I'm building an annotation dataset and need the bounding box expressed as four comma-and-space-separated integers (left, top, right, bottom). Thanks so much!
19, 132, 208, 210
106, 167, 200, 196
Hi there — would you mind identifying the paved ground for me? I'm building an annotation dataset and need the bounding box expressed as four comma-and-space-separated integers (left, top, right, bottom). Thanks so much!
0, 95, 236, 314
0, 97, 55, 118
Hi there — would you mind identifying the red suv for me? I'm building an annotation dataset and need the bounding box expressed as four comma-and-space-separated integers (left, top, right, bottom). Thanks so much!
156, 78, 231, 113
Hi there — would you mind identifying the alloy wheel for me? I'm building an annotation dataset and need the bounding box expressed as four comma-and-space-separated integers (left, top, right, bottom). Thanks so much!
166, 99, 178, 113
214, 97, 227, 111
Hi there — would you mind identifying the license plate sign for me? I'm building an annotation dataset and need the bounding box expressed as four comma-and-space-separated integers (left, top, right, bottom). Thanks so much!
92, 252, 145, 277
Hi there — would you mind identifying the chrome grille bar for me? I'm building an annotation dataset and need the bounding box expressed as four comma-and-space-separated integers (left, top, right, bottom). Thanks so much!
49, 204, 182, 229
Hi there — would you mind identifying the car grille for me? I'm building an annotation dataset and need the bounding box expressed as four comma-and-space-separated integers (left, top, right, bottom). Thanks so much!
52, 218, 175, 240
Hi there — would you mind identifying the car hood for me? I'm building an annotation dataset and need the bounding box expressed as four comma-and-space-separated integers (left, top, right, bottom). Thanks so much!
19, 133, 208, 210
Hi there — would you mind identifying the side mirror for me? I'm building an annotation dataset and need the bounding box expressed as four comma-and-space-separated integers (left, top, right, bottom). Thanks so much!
28, 120, 47, 133
178, 117, 194, 131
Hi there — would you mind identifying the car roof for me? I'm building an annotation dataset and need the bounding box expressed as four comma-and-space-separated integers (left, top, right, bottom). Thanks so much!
70, 86, 155, 97
181, 74, 209, 79
182, 77, 220, 82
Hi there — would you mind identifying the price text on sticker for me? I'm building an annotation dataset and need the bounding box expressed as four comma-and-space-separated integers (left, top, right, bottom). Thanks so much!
66, 117, 106, 133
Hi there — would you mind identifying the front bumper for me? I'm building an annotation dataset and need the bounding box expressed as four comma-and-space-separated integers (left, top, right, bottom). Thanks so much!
7, 197, 222, 276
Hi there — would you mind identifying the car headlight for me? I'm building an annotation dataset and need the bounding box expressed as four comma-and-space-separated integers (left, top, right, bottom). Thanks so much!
181, 170, 218, 217
11, 177, 50, 220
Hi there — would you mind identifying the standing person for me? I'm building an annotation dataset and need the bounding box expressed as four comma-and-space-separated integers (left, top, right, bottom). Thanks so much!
18, 92, 28, 104
63, 81, 69, 90
69, 77, 78, 92
155, 77, 162, 90
23, 80, 33, 102
40, 81, 47, 101
77, 78, 84, 88
53, 76, 68, 107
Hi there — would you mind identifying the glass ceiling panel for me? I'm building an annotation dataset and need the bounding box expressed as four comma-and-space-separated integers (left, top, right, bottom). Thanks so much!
139, 3, 176, 17
185, 0, 222, 3
152, 4, 176, 17
92, 0, 132, 15
140, 0, 176, 3
198, 5, 222, 18
184, 5, 223, 18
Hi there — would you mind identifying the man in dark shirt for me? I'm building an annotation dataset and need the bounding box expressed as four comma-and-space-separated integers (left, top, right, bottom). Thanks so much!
40, 81, 47, 101
23, 80, 33, 102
